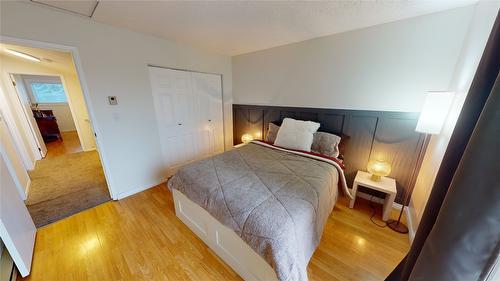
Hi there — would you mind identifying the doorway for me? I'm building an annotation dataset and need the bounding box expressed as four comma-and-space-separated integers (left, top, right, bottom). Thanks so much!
0, 42, 111, 227
10, 74, 83, 158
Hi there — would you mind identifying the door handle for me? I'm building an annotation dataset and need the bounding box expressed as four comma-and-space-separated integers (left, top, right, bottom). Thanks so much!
178, 123, 182, 126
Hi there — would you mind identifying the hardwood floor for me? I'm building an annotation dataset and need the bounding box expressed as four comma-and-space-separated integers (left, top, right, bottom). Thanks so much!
21, 185, 409, 281
45, 131, 83, 158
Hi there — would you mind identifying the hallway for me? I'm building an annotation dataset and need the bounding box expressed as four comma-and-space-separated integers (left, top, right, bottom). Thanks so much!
26, 131, 111, 227
45, 131, 83, 158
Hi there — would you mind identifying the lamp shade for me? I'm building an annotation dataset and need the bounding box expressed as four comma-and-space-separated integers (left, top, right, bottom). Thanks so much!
416, 91, 455, 134
367, 159, 391, 181
241, 133, 254, 143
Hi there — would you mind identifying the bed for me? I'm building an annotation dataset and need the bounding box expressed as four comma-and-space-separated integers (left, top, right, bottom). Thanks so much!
168, 141, 351, 281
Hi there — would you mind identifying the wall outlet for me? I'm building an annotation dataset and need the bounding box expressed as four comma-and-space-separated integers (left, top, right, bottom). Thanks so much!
107, 96, 118, 105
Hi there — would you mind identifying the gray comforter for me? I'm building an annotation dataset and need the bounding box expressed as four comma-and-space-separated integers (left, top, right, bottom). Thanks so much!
168, 142, 347, 281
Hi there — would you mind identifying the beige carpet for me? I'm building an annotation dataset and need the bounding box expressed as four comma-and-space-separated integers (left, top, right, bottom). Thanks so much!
26, 151, 111, 227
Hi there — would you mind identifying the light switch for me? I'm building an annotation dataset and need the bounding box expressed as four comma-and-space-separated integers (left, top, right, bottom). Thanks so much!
108, 96, 118, 105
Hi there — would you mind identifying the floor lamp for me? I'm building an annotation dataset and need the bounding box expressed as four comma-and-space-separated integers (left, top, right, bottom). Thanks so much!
387, 91, 455, 233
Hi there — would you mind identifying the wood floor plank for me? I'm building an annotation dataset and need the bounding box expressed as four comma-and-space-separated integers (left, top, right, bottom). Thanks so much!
21, 184, 408, 280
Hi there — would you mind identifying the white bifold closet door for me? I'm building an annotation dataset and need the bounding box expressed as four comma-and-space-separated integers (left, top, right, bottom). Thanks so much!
148, 66, 224, 175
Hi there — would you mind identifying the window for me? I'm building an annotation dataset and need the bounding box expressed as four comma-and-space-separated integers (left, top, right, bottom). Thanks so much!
30, 82, 67, 103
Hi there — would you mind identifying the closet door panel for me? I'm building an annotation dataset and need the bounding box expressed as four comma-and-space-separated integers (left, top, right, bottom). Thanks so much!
208, 74, 224, 154
192, 72, 224, 155
150, 67, 195, 170
196, 130, 212, 159
165, 135, 194, 173
149, 68, 193, 136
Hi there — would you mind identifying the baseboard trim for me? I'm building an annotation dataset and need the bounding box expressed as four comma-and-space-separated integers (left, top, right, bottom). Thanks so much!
24, 178, 31, 200
115, 180, 167, 200
406, 207, 416, 244
406, 202, 418, 244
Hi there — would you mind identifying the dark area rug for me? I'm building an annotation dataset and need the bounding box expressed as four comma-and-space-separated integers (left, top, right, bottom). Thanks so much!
26, 151, 111, 227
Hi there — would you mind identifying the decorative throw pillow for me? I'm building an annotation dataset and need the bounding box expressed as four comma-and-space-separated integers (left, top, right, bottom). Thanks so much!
265, 123, 280, 143
311, 132, 342, 158
274, 118, 320, 151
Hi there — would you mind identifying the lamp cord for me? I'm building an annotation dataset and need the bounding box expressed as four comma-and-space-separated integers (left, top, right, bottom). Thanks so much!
369, 196, 387, 228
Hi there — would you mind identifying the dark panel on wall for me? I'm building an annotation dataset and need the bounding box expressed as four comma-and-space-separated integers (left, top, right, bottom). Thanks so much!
371, 117, 423, 203
248, 109, 264, 139
279, 110, 318, 123
232, 107, 242, 144
233, 104, 423, 205
298, 112, 319, 122
280, 111, 298, 120
342, 115, 378, 187
320, 113, 344, 134
233, 106, 249, 145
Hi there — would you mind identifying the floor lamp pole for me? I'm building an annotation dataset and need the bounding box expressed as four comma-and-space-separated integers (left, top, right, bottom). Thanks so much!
387, 203, 409, 233
387, 134, 430, 234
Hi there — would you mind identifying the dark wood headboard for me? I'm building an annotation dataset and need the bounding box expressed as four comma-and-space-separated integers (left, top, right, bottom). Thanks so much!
233, 104, 426, 205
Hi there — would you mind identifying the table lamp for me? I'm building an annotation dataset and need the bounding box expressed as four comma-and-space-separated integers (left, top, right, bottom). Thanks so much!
367, 159, 391, 181
241, 133, 254, 144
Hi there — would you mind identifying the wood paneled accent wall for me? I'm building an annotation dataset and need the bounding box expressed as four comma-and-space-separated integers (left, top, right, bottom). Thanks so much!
233, 104, 425, 205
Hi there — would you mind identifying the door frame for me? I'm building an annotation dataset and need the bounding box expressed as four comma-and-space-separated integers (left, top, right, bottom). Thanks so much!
1, 36, 117, 199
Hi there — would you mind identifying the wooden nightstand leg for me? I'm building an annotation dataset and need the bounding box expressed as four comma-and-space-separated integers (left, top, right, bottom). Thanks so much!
349, 183, 358, 208
382, 193, 396, 221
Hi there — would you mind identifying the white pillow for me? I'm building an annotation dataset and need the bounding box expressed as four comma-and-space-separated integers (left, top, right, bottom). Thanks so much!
274, 118, 320, 151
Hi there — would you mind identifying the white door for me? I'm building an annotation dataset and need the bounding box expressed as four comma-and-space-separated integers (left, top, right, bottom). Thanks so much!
10, 75, 47, 158
149, 67, 197, 174
149, 67, 224, 176
0, 151, 36, 277
192, 72, 224, 156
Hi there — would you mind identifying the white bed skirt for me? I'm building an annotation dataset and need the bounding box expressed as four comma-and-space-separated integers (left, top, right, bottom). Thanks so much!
172, 189, 278, 281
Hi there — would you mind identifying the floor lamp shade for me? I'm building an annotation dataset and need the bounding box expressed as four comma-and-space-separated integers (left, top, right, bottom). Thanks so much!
416, 92, 455, 134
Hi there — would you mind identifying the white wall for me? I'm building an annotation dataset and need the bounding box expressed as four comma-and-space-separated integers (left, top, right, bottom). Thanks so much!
1, 1, 233, 199
34, 104, 76, 132
62, 71, 96, 150
0, 110, 30, 199
408, 2, 499, 239
232, 6, 474, 112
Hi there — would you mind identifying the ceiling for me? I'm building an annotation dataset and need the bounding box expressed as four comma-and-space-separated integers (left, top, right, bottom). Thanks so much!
0, 43, 75, 73
29, 0, 478, 56
32, 0, 98, 17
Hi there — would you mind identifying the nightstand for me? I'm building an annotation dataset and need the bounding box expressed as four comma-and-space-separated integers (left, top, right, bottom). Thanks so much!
349, 170, 397, 221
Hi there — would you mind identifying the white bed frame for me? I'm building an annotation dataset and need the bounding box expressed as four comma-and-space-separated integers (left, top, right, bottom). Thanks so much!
172, 189, 278, 281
